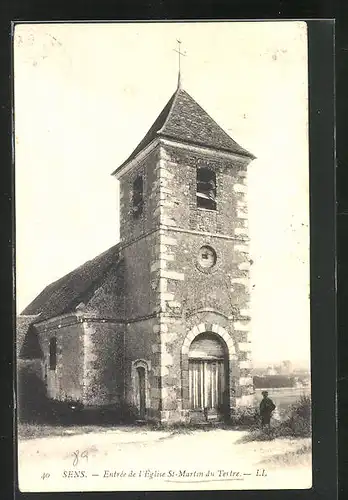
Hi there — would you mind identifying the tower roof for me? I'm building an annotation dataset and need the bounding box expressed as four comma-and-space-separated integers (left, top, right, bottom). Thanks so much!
112, 88, 255, 175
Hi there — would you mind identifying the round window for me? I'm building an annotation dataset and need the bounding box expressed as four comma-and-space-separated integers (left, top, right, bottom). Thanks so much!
198, 245, 217, 268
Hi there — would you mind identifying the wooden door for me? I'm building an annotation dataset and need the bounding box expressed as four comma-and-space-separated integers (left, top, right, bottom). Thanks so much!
189, 359, 225, 410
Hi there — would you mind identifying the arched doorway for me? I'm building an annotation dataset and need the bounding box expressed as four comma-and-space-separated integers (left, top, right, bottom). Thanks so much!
188, 332, 228, 418
136, 366, 146, 420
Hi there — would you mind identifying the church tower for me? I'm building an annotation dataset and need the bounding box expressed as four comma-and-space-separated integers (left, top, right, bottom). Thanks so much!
112, 85, 255, 423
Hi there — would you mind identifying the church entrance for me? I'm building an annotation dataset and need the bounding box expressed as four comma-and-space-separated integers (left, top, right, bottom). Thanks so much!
136, 366, 146, 420
188, 332, 228, 420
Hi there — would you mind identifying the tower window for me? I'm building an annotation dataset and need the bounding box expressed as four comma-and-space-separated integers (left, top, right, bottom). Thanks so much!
132, 175, 143, 217
49, 337, 57, 370
197, 168, 216, 210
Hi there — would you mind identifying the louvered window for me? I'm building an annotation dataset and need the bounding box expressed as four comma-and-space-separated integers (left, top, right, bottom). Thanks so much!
197, 168, 216, 210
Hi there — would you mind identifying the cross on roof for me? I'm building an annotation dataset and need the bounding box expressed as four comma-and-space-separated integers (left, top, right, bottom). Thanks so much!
173, 39, 186, 88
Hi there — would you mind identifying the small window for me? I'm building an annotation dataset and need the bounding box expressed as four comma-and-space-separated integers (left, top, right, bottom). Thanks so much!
49, 337, 57, 370
132, 175, 143, 217
197, 168, 216, 210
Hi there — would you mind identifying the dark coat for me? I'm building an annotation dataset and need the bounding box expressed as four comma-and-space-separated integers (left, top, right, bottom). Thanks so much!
260, 397, 276, 417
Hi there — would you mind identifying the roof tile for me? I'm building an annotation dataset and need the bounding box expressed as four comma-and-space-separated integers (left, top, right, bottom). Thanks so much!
22, 244, 122, 321
112, 88, 255, 174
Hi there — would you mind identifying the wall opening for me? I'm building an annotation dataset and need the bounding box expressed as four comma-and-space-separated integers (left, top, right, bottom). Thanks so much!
49, 337, 57, 371
197, 168, 216, 210
188, 332, 228, 415
132, 359, 150, 420
132, 175, 143, 218
136, 366, 146, 419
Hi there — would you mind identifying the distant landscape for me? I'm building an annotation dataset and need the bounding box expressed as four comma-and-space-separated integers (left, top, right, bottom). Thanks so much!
253, 359, 310, 386
252, 359, 311, 419
253, 374, 310, 389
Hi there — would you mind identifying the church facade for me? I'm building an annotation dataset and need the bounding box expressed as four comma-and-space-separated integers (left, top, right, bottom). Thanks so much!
18, 85, 256, 424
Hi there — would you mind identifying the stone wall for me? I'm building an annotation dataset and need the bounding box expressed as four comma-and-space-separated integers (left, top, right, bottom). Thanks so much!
153, 141, 254, 420
82, 319, 125, 407
124, 317, 160, 420
119, 146, 160, 244
154, 311, 253, 423
156, 141, 251, 318
35, 314, 84, 402
159, 142, 249, 237
121, 233, 158, 320
17, 358, 45, 421
160, 230, 250, 317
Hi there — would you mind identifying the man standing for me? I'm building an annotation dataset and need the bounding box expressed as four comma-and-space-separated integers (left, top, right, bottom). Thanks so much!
259, 391, 276, 430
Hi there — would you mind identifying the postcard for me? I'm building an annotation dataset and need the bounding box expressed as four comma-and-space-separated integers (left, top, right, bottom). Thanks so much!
15, 20, 311, 492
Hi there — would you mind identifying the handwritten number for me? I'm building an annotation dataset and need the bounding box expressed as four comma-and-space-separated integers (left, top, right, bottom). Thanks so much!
72, 450, 88, 466
72, 450, 79, 466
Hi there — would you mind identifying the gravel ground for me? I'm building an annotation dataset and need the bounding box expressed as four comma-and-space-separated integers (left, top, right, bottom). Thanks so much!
17, 427, 312, 492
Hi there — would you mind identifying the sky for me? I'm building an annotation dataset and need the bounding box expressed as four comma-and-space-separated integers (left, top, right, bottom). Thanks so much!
14, 21, 310, 368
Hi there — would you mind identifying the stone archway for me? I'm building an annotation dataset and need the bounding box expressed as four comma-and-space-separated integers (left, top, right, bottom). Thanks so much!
182, 323, 236, 357
181, 323, 238, 416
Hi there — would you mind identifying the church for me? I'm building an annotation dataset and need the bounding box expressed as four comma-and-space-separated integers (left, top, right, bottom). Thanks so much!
18, 78, 256, 424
